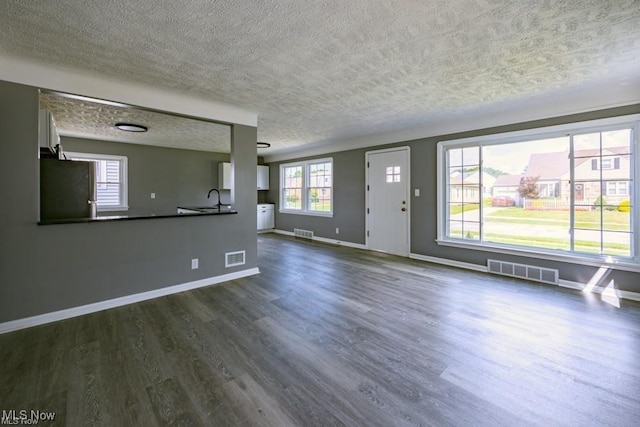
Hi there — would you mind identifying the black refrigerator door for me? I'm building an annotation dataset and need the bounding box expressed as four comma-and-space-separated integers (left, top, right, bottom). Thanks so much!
40, 159, 93, 220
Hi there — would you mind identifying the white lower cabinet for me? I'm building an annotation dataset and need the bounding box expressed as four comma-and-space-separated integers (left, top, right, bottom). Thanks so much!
257, 204, 275, 231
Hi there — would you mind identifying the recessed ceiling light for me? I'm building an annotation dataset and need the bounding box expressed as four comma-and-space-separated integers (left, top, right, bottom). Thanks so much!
257, 141, 271, 148
115, 122, 148, 132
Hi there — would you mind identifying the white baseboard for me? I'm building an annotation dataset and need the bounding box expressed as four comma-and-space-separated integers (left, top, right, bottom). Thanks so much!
409, 253, 488, 273
618, 290, 640, 302
273, 229, 367, 250
558, 279, 584, 291
408, 253, 640, 303
0, 267, 260, 335
559, 279, 640, 302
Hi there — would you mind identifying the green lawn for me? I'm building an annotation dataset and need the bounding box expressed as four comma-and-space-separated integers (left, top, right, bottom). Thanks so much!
450, 206, 632, 256
310, 201, 331, 212
449, 204, 480, 215
450, 229, 631, 257
486, 207, 630, 231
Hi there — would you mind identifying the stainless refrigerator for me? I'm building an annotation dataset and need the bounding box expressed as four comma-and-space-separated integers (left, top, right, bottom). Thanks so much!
40, 158, 97, 221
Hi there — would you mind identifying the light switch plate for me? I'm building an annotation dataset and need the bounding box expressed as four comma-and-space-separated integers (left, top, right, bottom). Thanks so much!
414, 189, 420, 197
151, 193, 156, 199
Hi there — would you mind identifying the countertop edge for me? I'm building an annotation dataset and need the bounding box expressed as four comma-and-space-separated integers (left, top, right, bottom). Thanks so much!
38, 209, 238, 225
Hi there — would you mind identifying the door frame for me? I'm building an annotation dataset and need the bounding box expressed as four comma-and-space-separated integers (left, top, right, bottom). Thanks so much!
365, 146, 411, 255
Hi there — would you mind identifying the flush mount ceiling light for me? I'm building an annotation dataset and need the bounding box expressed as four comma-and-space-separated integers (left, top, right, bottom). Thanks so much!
257, 141, 271, 148
115, 122, 148, 132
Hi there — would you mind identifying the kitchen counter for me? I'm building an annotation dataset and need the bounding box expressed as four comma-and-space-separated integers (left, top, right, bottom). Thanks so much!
38, 207, 237, 225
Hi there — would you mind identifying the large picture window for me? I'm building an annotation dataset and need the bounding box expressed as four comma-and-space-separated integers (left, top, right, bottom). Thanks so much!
280, 158, 333, 216
438, 115, 638, 264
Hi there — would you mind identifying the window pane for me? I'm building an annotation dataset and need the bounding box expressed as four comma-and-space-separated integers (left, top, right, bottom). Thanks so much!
283, 189, 302, 209
309, 188, 331, 212
603, 231, 631, 257
105, 160, 120, 181
574, 132, 600, 153
573, 229, 602, 255
462, 185, 480, 203
603, 206, 632, 232
462, 147, 480, 166
446, 145, 483, 240
483, 136, 570, 251
284, 166, 302, 188
448, 220, 463, 239
461, 204, 480, 222
602, 129, 632, 154
575, 207, 602, 231
449, 149, 463, 167
96, 183, 121, 206
461, 221, 480, 241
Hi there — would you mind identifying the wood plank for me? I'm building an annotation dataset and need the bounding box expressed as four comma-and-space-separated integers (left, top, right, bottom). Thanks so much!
2, 233, 640, 425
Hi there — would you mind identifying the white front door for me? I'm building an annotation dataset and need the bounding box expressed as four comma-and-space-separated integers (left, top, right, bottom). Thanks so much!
366, 147, 410, 256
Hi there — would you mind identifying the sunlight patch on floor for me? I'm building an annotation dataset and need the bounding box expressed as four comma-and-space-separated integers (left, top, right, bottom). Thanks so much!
601, 280, 620, 308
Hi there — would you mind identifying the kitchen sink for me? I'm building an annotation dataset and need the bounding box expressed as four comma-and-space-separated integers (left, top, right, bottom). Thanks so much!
177, 206, 232, 214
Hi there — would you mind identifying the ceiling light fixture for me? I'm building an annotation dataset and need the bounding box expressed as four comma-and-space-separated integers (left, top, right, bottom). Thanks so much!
115, 122, 148, 132
257, 141, 271, 148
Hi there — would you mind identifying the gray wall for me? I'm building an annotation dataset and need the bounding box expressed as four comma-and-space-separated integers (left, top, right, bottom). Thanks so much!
264, 150, 365, 244
0, 80, 257, 323
63, 137, 230, 216
268, 104, 640, 293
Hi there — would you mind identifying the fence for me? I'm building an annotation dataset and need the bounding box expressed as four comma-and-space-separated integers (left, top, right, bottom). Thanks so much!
523, 198, 595, 211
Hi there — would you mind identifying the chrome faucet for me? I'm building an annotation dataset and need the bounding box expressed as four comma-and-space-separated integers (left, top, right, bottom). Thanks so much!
207, 188, 221, 208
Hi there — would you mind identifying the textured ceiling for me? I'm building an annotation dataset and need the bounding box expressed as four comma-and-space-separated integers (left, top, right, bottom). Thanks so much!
1, 0, 639, 155
40, 93, 231, 152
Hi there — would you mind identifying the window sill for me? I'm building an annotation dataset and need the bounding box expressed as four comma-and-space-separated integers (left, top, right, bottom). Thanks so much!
279, 209, 333, 218
97, 206, 129, 213
436, 238, 640, 273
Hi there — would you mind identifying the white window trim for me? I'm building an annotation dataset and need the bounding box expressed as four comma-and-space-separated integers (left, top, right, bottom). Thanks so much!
65, 151, 129, 212
436, 113, 640, 266
279, 158, 333, 217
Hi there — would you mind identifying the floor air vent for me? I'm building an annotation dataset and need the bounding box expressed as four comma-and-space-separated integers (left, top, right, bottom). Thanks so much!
487, 259, 558, 285
225, 250, 246, 268
294, 228, 314, 239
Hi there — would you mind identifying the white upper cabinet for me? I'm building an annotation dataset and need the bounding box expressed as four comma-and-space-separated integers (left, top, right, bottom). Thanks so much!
218, 162, 232, 190
218, 162, 269, 190
257, 165, 269, 190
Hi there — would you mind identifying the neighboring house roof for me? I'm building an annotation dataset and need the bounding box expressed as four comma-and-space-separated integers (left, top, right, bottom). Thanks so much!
494, 174, 522, 187
449, 170, 493, 186
524, 151, 570, 179
523, 147, 630, 180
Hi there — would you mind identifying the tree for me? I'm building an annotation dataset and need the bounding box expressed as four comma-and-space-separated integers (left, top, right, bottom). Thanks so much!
518, 176, 540, 199
464, 166, 507, 178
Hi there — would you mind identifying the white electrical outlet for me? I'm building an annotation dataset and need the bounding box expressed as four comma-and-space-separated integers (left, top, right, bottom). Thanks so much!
151, 193, 156, 199
191, 258, 199, 269
414, 188, 420, 197
335, 227, 340, 234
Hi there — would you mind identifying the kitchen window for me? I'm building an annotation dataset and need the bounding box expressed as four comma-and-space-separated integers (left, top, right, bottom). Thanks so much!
280, 158, 333, 216
65, 152, 128, 211
437, 114, 639, 266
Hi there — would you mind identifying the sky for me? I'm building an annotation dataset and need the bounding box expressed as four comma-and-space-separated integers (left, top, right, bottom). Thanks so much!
452, 129, 631, 175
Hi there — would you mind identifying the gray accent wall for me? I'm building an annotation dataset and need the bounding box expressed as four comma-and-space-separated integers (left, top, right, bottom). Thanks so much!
0, 80, 258, 324
268, 104, 640, 294
63, 137, 230, 216
265, 150, 365, 244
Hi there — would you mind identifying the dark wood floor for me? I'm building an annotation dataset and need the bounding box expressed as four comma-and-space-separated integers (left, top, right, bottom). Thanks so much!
2, 234, 640, 426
